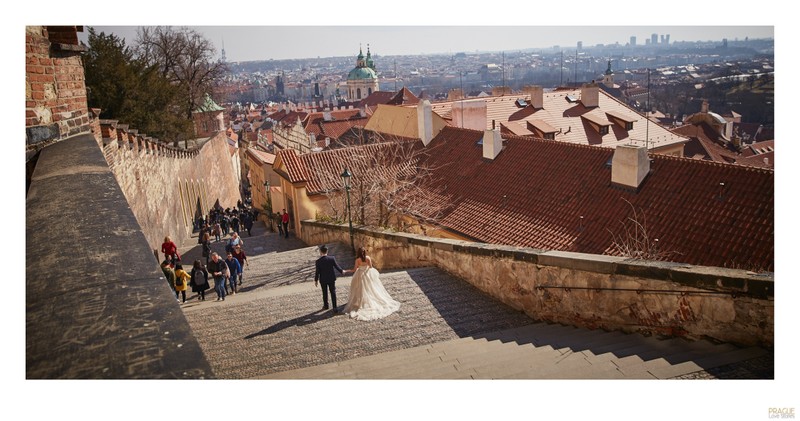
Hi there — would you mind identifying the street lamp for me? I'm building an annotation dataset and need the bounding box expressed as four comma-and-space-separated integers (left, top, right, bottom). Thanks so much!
341, 168, 354, 251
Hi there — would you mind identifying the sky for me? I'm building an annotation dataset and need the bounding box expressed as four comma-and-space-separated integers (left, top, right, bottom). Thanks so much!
6, 2, 797, 421
79, 25, 774, 63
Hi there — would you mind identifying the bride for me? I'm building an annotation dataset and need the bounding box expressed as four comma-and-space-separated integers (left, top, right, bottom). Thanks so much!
343, 247, 401, 321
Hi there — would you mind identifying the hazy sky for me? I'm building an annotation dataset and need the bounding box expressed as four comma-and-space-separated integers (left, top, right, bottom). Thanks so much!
80, 26, 774, 63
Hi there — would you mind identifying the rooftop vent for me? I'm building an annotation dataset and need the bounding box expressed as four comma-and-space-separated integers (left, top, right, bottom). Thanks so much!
566, 95, 578, 103
515, 98, 528, 108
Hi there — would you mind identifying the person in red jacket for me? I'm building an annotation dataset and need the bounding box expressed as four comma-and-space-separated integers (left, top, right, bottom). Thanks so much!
161, 236, 179, 262
281, 209, 290, 238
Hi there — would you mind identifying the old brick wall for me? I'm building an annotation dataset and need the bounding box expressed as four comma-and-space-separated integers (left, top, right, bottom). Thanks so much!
300, 220, 774, 347
25, 26, 90, 156
105, 133, 241, 255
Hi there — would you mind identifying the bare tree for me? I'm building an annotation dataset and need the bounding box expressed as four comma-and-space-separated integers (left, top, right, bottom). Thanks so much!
607, 198, 680, 261
135, 26, 228, 121
309, 132, 449, 233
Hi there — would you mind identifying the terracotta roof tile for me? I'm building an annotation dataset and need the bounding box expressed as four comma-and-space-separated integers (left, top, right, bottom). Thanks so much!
421, 126, 773, 270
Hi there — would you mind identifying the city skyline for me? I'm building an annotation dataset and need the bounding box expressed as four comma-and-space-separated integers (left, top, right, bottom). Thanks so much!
80, 25, 774, 63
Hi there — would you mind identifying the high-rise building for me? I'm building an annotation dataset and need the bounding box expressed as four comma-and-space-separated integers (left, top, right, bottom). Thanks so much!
630, 36, 636, 46
577, 41, 583, 50
665, 34, 670, 45
651, 33, 658, 45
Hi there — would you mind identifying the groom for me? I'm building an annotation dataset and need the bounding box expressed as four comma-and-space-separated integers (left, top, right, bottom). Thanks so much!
314, 245, 344, 312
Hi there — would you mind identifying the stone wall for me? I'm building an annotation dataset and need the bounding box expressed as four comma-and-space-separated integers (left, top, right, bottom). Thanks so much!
25, 26, 90, 157
26, 133, 214, 378
102, 132, 241, 254
300, 220, 774, 347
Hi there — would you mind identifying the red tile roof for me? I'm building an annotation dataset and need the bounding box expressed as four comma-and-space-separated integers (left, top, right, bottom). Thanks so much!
673, 122, 772, 168
386, 87, 420, 105
422, 126, 773, 271
276, 140, 419, 195
357, 91, 396, 109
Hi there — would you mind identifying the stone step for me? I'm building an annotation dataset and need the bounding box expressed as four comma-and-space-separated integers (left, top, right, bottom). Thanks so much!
646, 346, 769, 379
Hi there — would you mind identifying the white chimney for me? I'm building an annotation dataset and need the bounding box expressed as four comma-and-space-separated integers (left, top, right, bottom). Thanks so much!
309, 133, 316, 146
482, 127, 503, 160
417, 100, 433, 146
581, 82, 599, 108
701, 100, 709, 113
764, 157, 769, 166
325, 137, 330, 147
611, 145, 650, 190
525, 85, 544, 109
323, 111, 332, 121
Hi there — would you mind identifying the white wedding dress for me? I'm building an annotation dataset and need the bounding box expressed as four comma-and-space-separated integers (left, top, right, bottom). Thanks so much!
344, 260, 401, 321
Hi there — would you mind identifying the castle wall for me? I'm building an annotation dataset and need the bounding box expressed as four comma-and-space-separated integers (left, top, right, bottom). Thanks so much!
102, 132, 242, 255
300, 220, 774, 347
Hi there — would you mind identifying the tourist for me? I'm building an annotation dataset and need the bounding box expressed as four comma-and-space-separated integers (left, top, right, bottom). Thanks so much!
190, 260, 210, 301
213, 221, 222, 243
275, 212, 284, 236
242, 210, 254, 236
174, 263, 190, 304
282, 209, 290, 238
160, 259, 177, 301
231, 212, 241, 235
161, 236, 179, 262
232, 244, 248, 287
201, 232, 212, 264
226, 232, 244, 254
207, 252, 227, 301
225, 251, 242, 295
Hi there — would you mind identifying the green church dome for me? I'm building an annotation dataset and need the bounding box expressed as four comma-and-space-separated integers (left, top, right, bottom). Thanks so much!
347, 66, 377, 81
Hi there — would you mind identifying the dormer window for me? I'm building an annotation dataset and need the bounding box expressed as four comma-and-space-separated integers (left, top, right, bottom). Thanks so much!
581, 113, 612, 136
606, 111, 637, 132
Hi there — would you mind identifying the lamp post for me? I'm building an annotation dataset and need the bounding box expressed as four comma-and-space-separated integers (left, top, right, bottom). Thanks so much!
341, 168, 354, 252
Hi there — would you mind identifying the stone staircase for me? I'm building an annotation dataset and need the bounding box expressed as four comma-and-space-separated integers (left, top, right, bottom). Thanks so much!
261, 322, 770, 379
178, 223, 773, 380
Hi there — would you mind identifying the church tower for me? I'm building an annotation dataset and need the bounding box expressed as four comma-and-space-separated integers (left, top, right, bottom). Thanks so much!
347, 45, 379, 101
602, 59, 614, 88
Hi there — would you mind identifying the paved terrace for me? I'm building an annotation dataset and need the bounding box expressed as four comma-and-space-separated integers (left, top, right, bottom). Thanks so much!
177, 222, 772, 380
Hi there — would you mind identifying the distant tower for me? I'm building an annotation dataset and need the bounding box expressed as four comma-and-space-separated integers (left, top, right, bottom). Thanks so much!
366, 44, 375, 71
602, 59, 614, 88
221, 37, 227, 63
276, 72, 285, 96
665, 34, 670, 45
660, 34, 666, 44
577, 41, 583, 50
651, 33, 658, 45
347, 45, 379, 101
723, 38, 728, 48
630, 36, 636, 46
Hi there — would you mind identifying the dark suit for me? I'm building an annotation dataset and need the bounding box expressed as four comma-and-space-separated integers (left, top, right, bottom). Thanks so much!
315, 254, 343, 309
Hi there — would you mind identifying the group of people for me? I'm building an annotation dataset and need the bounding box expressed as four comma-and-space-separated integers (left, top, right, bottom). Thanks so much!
161, 209, 250, 303
274, 209, 291, 238
161, 210, 401, 322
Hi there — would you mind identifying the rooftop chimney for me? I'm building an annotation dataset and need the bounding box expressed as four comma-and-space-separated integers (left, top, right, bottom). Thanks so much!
448, 88, 463, 100
483, 127, 503, 160
701, 100, 709, 113
524, 85, 544, 109
417, 100, 433, 146
611, 145, 650, 190
323, 110, 332, 121
580, 82, 599, 108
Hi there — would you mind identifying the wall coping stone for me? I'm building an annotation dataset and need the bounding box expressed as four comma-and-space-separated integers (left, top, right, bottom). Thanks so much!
26, 133, 214, 378
301, 219, 774, 299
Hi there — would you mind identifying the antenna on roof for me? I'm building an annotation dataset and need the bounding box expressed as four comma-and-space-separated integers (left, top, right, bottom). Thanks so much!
460, 71, 464, 129
574, 50, 578, 87
646, 68, 651, 150
394, 59, 397, 91
502, 51, 505, 94
560, 51, 564, 86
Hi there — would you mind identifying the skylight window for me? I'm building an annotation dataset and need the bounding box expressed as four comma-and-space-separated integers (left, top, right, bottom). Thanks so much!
566, 95, 578, 103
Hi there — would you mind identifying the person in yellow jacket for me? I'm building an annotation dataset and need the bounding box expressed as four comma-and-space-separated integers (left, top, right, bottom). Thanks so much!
174, 263, 191, 304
